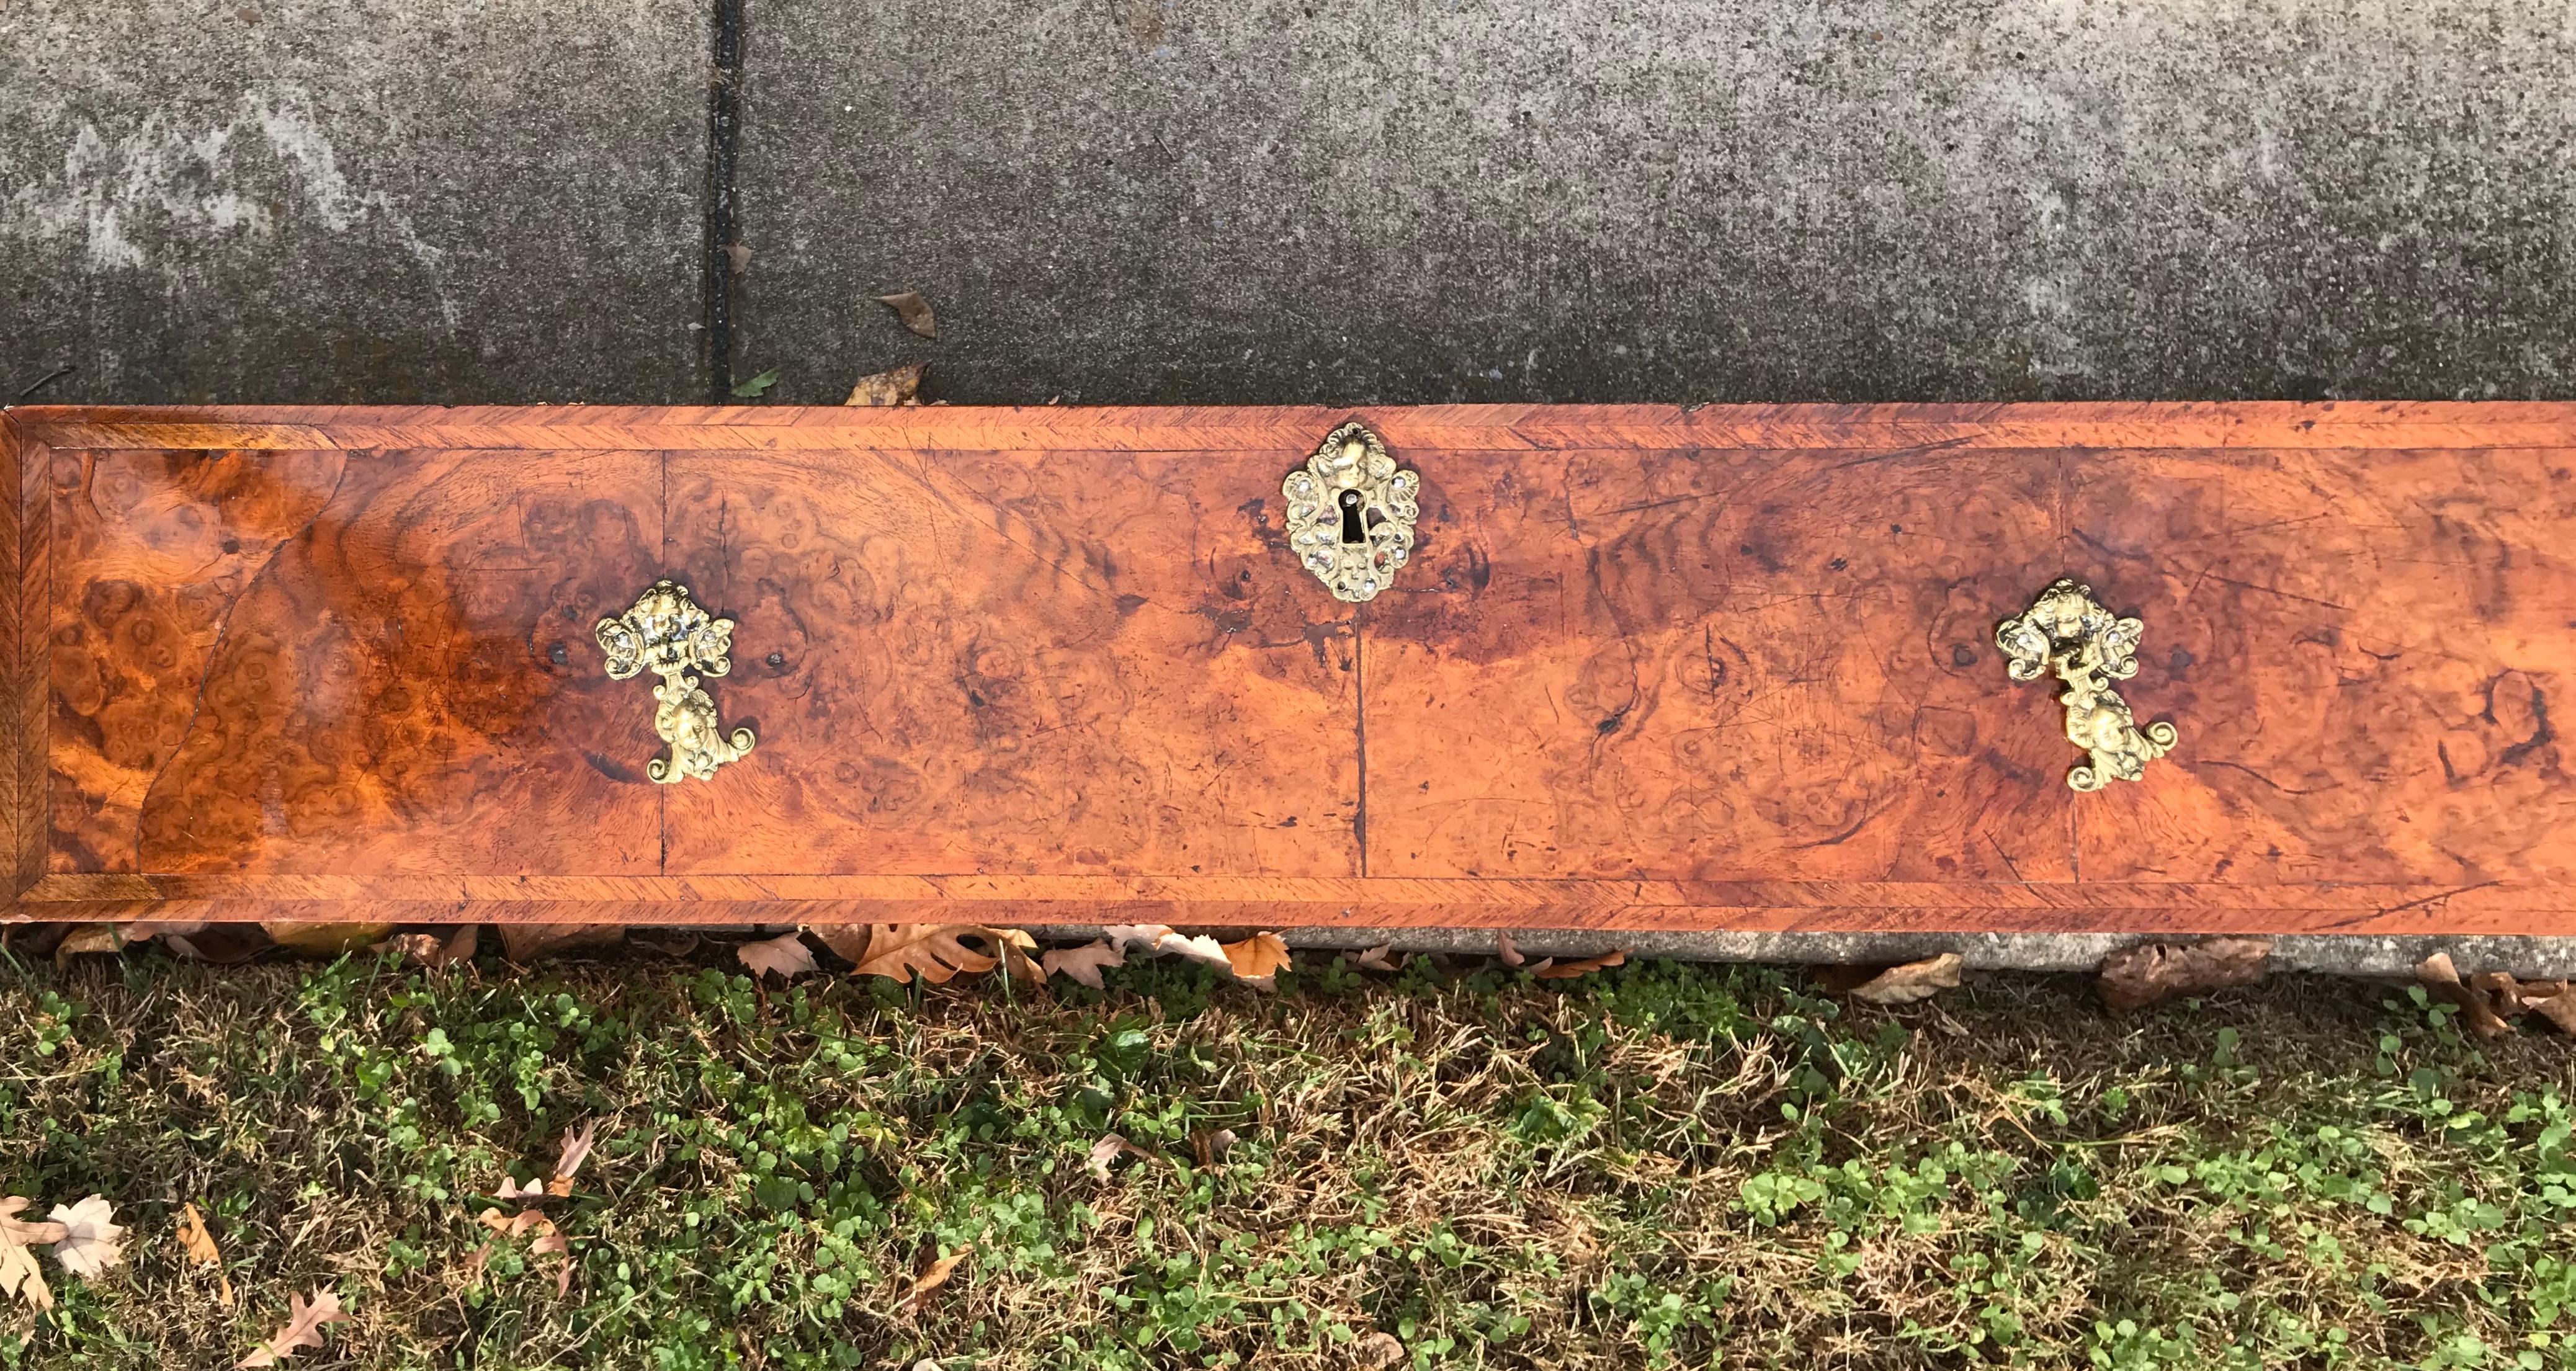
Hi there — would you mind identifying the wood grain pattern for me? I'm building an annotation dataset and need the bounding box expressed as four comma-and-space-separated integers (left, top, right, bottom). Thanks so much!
2, 411, 43, 897
656, 445, 1359, 875
3, 404, 2572, 931
45, 445, 663, 875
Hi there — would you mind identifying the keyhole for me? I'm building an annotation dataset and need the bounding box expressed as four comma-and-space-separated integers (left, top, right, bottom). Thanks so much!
1338, 489, 1366, 545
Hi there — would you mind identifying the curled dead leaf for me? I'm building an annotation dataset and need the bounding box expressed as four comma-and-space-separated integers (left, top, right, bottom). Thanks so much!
548, 1120, 598, 1197
2097, 937, 2272, 1012
1351, 944, 1398, 971
530, 1231, 569, 1258
161, 924, 272, 965
847, 360, 928, 406
236, 1287, 350, 1367
1104, 924, 1233, 970
54, 924, 133, 959
261, 922, 400, 957
736, 931, 818, 981
1189, 1128, 1239, 1168
901, 1243, 971, 1313
1040, 939, 1125, 989
2418, 952, 2513, 1038
1220, 932, 1290, 986
176, 1202, 233, 1304
1495, 932, 1524, 968
383, 925, 478, 969
48, 1195, 124, 1277
2523, 981, 2576, 1034
878, 291, 937, 338
1532, 949, 1627, 981
1843, 952, 1964, 1005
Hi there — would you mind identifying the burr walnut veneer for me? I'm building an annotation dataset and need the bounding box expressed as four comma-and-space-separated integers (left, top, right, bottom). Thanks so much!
2, 403, 2570, 934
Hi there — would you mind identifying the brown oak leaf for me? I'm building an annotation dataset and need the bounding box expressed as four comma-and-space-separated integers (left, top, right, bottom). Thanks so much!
1351, 944, 1398, 971
808, 924, 1008, 983
736, 931, 818, 981
236, 1288, 351, 1367
1495, 932, 1524, 967
1041, 939, 1125, 989
847, 361, 928, 406
2098, 937, 2273, 1012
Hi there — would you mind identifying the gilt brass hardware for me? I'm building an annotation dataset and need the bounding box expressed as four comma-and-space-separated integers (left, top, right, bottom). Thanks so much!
597, 578, 756, 783
1284, 421, 1418, 602
1997, 578, 2178, 792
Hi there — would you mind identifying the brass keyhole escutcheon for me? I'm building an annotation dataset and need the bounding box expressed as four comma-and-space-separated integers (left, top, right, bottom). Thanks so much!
597, 578, 756, 783
1997, 578, 2178, 791
1284, 421, 1418, 603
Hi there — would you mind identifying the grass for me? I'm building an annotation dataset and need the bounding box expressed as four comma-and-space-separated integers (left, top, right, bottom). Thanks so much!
2, 942, 2574, 1369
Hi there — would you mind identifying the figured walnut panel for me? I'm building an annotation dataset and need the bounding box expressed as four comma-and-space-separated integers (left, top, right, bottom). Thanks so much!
657, 445, 1361, 877
2061, 447, 2576, 885
1362, 445, 2081, 881
48, 447, 662, 875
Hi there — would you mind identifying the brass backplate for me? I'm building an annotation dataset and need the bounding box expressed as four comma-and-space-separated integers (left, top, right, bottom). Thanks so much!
597, 578, 756, 783
1997, 578, 2178, 791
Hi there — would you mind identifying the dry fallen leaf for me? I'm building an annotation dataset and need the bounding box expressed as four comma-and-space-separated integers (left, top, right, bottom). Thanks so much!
992, 927, 1045, 983
1189, 1128, 1239, 1168
48, 1195, 123, 1277
1843, 953, 1965, 1005
1532, 949, 1628, 981
2418, 952, 2513, 1038
847, 360, 928, 406
1102, 924, 1228, 968
236, 1288, 351, 1367
2537, 997, 2576, 1035
530, 1231, 569, 1258
2096, 937, 2273, 1012
161, 924, 272, 965
902, 1244, 970, 1313
1220, 932, 1291, 985
808, 924, 1006, 983
261, 922, 401, 957
53, 924, 132, 959
382, 925, 478, 969
878, 291, 937, 338
496, 1176, 545, 1200
1354, 1329, 1407, 1369
736, 931, 818, 981
1351, 944, 1398, 971
1041, 939, 1125, 989
548, 1120, 598, 1197
176, 1202, 233, 1305
1495, 932, 1524, 968
498, 924, 624, 963
478, 1207, 557, 1241
1, 1197, 69, 1311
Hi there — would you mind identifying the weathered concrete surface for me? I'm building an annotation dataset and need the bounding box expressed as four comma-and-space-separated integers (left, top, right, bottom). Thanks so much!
0, 0, 707, 404
737, 0, 2576, 405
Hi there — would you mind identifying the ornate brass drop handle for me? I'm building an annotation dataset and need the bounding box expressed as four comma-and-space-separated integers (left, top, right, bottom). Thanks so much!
597, 578, 756, 783
1997, 578, 2178, 791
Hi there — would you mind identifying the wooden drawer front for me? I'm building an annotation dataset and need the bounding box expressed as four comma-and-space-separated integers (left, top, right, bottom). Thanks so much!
3, 404, 2570, 932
